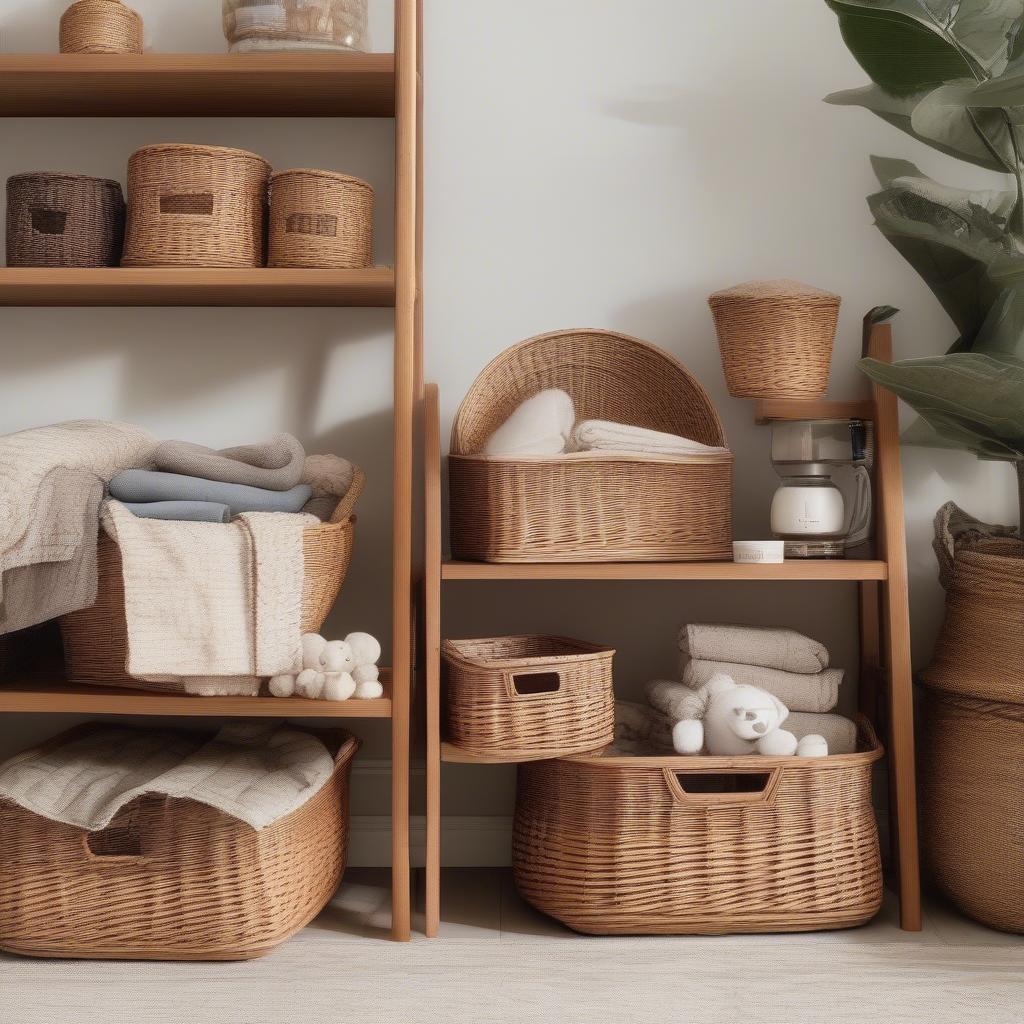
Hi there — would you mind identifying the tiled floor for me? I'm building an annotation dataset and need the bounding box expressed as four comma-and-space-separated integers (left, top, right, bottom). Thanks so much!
2, 868, 1022, 1024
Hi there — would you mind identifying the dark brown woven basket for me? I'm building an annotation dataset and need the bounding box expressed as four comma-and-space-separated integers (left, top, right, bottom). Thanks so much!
6, 173, 125, 268
513, 718, 883, 935
60, 0, 143, 54
443, 636, 616, 761
122, 144, 271, 268
0, 725, 358, 960
448, 329, 733, 563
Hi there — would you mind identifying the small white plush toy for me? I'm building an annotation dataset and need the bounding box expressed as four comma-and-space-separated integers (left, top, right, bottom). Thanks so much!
646, 674, 827, 757
345, 631, 384, 699
269, 631, 382, 701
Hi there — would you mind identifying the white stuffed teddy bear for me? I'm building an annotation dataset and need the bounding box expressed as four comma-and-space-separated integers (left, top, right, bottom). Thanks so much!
646, 674, 828, 757
269, 631, 383, 701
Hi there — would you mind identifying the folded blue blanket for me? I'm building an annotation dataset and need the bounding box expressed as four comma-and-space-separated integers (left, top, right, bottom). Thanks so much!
123, 500, 232, 524
109, 470, 313, 517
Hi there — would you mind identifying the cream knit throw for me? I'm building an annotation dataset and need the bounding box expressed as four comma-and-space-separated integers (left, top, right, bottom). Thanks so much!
0, 420, 156, 633
682, 658, 842, 714
570, 420, 730, 458
678, 623, 830, 674
103, 501, 314, 695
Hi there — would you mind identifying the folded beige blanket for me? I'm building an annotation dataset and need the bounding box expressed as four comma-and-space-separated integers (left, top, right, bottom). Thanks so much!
0, 723, 335, 831
570, 420, 730, 458
787, 712, 858, 754
682, 658, 841, 713
679, 623, 829, 674
154, 433, 306, 491
0, 420, 156, 634
103, 501, 314, 695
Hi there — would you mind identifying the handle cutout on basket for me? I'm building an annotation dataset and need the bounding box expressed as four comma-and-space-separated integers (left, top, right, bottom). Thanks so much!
30, 207, 67, 235
662, 766, 781, 807
160, 193, 214, 216
286, 212, 338, 238
511, 671, 561, 697
84, 808, 143, 860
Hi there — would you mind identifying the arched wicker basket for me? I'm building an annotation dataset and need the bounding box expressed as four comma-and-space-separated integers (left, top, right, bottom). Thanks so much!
448, 329, 733, 563
60, 470, 363, 692
60, 0, 143, 54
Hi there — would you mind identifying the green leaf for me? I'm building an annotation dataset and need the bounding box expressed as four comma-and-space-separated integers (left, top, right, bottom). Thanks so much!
910, 80, 1016, 170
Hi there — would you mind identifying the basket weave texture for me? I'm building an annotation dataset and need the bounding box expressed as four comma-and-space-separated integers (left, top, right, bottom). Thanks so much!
443, 636, 615, 761
708, 279, 839, 399
513, 719, 883, 935
0, 726, 357, 961
121, 144, 271, 268
60, 471, 363, 691
6, 173, 125, 268
60, 0, 143, 54
448, 329, 733, 563
269, 169, 374, 269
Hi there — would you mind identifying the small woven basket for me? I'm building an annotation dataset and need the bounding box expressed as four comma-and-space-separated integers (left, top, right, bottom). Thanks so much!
60, 0, 143, 54
443, 636, 616, 761
60, 470, 363, 692
708, 279, 840, 399
448, 329, 733, 563
513, 718, 884, 935
269, 169, 374, 269
6, 173, 125, 268
121, 144, 271, 268
0, 725, 358, 961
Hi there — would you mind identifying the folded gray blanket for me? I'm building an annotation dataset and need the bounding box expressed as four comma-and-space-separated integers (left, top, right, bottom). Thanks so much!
109, 470, 312, 517
123, 500, 232, 524
153, 433, 305, 491
682, 658, 842, 713
679, 623, 829, 674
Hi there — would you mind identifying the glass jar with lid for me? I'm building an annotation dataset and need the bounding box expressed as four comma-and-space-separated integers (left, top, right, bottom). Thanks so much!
222, 0, 368, 53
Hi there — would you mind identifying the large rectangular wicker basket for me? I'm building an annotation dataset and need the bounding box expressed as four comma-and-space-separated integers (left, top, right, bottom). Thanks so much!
448, 329, 733, 563
0, 727, 358, 961
513, 718, 883, 935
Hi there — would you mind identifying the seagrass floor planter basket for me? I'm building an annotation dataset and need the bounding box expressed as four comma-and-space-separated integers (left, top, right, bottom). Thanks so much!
6, 173, 125, 267
0, 727, 357, 961
513, 718, 884, 935
443, 636, 615, 761
448, 329, 733, 563
121, 144, 271, 268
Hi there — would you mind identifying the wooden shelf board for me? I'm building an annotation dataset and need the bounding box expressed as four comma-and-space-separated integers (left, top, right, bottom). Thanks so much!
441, 560, 888, 582
0, 53, 396, 117
754, 399, 876, 425
0, 267, 396, 307
0, 671, 394, 718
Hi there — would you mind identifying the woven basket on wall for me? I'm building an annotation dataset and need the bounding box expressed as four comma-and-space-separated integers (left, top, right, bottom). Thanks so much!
269, 169, 374, 269
443, 636, 616, 761
60, 470, 363, 692
448, 329, 733, 563
708, 279, 840, 400
6, 173, 125, 268
60, 0, 143, 54
0, 726, 358, 961
121, 144, 271, 268
513, 718, 883, 935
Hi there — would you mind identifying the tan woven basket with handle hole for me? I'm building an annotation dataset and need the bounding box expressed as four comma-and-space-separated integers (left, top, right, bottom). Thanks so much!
60, 0, 143, 54
448, 329, 733, 563
443, 636, 615, 761
708, 279, 839, 399
513, 717, 883, 935
0, 725, 358, 961
59, 468, 364, 692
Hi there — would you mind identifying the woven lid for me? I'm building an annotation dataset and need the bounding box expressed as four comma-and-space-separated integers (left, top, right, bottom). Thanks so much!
128, 143, 271, 168
708, 279, 840, 306
271, 168, 373, 191
8, 172, 122, 188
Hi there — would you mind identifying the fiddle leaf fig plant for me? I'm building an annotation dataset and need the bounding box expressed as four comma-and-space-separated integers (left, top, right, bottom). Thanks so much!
825, 0, 1024, 519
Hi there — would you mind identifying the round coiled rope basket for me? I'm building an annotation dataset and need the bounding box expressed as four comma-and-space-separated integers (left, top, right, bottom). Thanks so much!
60, 0, 143, 54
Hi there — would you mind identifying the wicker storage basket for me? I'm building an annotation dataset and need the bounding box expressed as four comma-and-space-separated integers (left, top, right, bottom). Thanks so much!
60, 0, 143, 54
222, 0, 368, 53
449, 329, 733, 563
6, 173, 125, 268
920, 689, 1023, 933
269, 169, 374, 269
0, 725, 357, 960
121, 144, 271, 268
708, 279, 840, 399
443, 636, 615, 761
60, 471, 363, 691
513, 718, 883, 935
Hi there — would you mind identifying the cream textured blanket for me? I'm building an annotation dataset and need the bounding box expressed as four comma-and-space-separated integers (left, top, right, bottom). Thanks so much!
103, 500, 315, 695
0, 723, 336, 831
570, 420, 730, 458
678, 623, 830, 674
0, 420, 156, 634
682, 658, 842, 714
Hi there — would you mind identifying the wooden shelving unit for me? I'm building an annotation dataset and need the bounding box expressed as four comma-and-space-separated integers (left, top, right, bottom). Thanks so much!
0, 4, 421, 943
422, 319, 922, 936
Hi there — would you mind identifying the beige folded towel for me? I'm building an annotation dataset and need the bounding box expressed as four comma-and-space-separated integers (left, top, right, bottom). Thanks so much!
682, 658, 841, 713
787, 712, 858, 754
679, 623, 829, 674
615, 700, 674, 752
570, 420, 730, 458
154, 433, 306, 491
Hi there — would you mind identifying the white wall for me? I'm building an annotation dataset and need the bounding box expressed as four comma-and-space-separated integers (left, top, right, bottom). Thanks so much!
0, 1, 1016, 851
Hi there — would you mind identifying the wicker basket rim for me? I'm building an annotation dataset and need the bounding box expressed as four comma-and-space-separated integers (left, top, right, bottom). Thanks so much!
708, 279, 840, 304
128, 144, 271, 167
449, 450, 734, 467
271, 169, 373, 190
61, 0, 137, 14
8, 172, 123, 189
443, 635, 615, 668
450, 328, 728, 456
